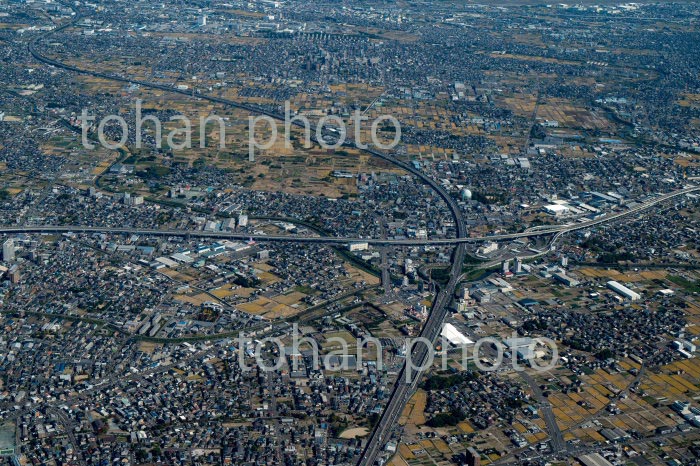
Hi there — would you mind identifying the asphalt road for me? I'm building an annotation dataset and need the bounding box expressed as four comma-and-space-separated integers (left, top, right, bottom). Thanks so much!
519, 370, 567, 453
21, 15, 700, 465
0, 185, 696, 246
26, 16, 470, 466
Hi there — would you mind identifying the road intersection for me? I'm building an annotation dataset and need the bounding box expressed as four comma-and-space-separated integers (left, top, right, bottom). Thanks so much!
19, 15, 700, 464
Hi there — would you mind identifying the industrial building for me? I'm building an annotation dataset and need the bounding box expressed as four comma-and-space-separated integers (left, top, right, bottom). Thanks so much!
673, 339, 696, 358
504, 337, 542, 361
607, 280, 641, 301
543, 204, 570, 216
347, 242, 369, 252
222, 218, 236, 231
578, 453, 614, 466
441, 323, 473, 346
476, 241, 498, 256
553, 272, 579, 287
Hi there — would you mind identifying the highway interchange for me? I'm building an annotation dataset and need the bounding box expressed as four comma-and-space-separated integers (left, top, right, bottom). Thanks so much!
19, 11, 700, 464
28, 14, 471, 464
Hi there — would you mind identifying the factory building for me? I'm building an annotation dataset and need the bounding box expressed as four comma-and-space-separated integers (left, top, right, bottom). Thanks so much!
607, 280, 641, 301
543, 204, 569, 216
578, 453, 614, 466
441, 323, 473, 347
553, 272, 579, 287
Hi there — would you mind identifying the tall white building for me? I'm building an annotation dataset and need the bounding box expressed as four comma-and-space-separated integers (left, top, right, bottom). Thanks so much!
238, 214, 248, 227
514, 257, 523, 273
2, 238, 14, 262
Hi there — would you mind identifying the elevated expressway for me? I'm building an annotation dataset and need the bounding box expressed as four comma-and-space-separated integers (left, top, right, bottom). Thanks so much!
28, 16, 469, 466
22, 15, 700, 465
1, 184, 696, 245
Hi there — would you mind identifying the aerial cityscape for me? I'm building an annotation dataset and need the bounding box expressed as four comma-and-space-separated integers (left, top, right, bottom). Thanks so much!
1, 0, 699, 465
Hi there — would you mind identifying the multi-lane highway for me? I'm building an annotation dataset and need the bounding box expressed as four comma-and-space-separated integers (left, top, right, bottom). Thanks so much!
355, 244, 466, 466
27, 16, 470, 466
22, 14, 700, 465
0, 184, 696, 246
354, 185, 697, 465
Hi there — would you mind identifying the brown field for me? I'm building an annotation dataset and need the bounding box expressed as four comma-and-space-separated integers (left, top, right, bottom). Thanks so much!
490, 52, 581, 66
549, 367, 640, 432
399, 389, 427, 426
536, 98, 612, 130
237, 296, 300, 319
210, 285, 236, 299
173, 293, 211, 306
499, 95, 538, 118
138, 341, 160, 354
431, 438, 452, 454
388, 452, 411, 466
344, 263, 380, 285
63, 57, 409, 197
338, 427, 369, 439
0, 22, 29, 30
458, 421, 475, 434
640, 359, 700, 400
159, 268, 196, 282
678, 93, 700, 107
275, 291, 307, 305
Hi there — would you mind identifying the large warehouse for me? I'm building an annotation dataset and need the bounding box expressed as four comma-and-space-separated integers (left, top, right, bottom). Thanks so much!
441, 323, 474, 347
543, 204, 570, 216
607, 280, 642, 301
